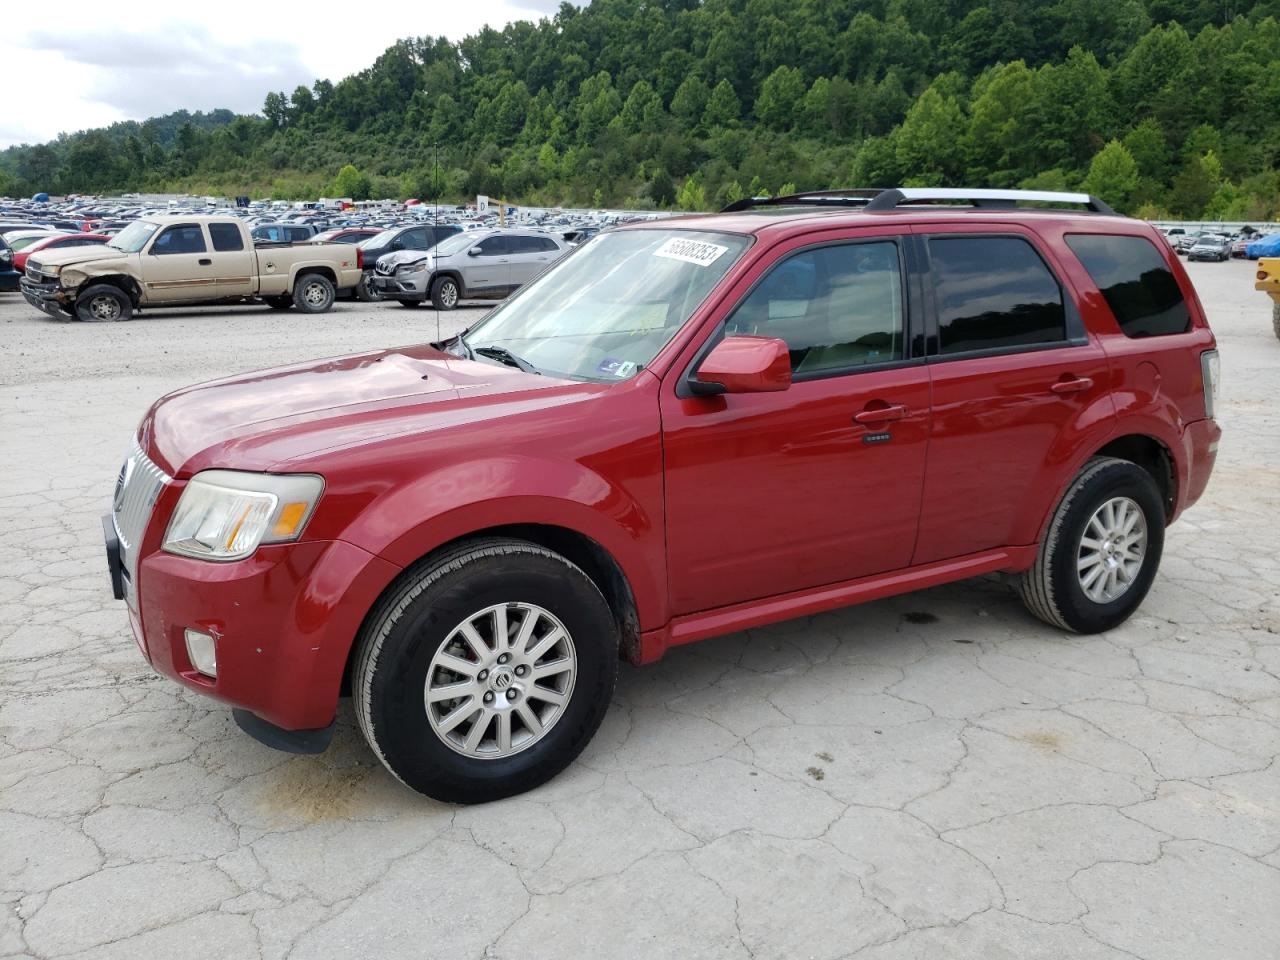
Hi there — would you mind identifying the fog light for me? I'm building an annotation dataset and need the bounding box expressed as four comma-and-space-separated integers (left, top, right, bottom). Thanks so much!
184, 628, 217, 677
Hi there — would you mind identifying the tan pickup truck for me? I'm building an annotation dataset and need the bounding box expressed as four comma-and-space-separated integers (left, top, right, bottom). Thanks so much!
20, 215, 363, 321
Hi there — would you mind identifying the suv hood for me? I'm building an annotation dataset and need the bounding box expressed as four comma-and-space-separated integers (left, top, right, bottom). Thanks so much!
377, 249, 436, 269
141, 344, 605, 475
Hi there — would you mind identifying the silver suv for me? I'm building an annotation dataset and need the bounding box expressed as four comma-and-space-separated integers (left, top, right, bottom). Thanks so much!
373, 229, 569, 309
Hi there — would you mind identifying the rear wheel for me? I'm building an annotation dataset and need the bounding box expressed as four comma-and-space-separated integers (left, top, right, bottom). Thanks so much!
1272, 302, 1280, 342
293, 273, 336, 313
354, 271, 382, 302
353, 538, 618, 803
75, 284, 132, 322
430, 275, 460, 311
1018, 457, 1165, 633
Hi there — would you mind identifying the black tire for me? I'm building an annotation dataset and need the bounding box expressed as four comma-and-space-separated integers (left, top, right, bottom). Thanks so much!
1018, 457, 1165, 634
1272, 301, 1280, 342
265, 296, 293, 310
353, 538, 618, 803
430, 275, 460, 311
75, 284, 132, 322
396, 299, 421, 309
293, 273, 336, 313
354, 271, 382, 302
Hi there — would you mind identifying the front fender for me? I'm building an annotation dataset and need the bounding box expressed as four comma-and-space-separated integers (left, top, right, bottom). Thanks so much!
338, 454, 667, 631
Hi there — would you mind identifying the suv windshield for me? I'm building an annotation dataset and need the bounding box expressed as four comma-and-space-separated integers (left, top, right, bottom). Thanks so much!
463, 229, 751, 382
107, 221, 159, 253
361, 229, 400, 249
434, 231, 479, 256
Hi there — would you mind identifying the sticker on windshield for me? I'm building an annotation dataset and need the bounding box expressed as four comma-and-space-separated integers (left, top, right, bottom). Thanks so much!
653, 237, 729, 267
597, 358, 639, 378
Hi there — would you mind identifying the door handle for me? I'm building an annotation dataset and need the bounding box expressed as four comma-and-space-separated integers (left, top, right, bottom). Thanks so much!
1050, 377, 1094, 395
198, 258, 212, 266
854, 404, 908, 424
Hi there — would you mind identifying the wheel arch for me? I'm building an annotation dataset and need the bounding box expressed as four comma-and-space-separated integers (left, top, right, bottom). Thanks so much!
292, 265, 337, 287
77, 275, 141, 306
1091, 433, 1176, 520
433, 270, 467, 298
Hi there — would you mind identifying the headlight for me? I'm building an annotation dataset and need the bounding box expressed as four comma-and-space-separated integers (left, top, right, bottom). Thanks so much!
163, 470, 324, 562
398, 261, 430, 275
61, 270, 84, 287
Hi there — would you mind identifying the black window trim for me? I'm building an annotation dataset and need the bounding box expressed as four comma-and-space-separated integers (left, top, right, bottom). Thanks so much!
919, 231, 1087, 364
677, 234, 923, 398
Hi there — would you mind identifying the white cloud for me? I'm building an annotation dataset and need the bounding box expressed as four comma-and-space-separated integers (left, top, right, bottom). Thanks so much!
1, 0, 568, 148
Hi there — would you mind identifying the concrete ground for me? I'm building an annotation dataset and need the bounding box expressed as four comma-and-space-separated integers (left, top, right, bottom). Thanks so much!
1, 264, 1277, 960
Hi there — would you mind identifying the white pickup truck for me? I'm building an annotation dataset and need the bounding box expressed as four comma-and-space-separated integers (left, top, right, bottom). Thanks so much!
20, 215, 363, 321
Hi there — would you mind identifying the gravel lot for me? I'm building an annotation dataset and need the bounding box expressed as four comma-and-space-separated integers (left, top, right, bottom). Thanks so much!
2, 265, 1278, 960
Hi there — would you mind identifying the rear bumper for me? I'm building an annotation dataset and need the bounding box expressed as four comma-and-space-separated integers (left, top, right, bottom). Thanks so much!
130, 538, 400, 731
1177, 418, 1221, 518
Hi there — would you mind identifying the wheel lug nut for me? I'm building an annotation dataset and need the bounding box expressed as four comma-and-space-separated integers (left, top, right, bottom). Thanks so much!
478, 670, 488, 681
483, 692, 494, 704
497, 654, 510, 665
506, 689, 518, 701
515, 665, 527, 677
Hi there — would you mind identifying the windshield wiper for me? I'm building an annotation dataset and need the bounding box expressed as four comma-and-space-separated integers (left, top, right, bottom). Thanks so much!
474, 345, 540, 375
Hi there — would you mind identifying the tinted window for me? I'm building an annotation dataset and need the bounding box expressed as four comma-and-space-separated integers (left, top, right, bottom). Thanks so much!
1066, 234, 1191, 338
509, 235, 545, 254
403, 228, 430, 249
726, 241, 905, 374
151, 224, 206, 255
286, 227, 311, 242
929, 236, 1064, 354
536, 237, 561, 253
477, 235, 509, 255
209, 223, 244, 252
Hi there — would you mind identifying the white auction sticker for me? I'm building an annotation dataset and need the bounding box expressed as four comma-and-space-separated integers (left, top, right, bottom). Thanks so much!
653, 236, 729, 267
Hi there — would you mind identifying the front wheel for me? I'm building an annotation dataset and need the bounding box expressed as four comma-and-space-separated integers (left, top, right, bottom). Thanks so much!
75, 284, 132, 322
1272, 301, 1280, 342
430, 275, 460, 311
354, 271, 382, 302
293, 274, 336, 313
1018, 457, 1165, 633
353, 538, 618, 803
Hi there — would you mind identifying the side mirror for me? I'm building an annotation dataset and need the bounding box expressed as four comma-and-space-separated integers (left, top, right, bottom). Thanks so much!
691, 336, 791, 396
468, 247, 481, 256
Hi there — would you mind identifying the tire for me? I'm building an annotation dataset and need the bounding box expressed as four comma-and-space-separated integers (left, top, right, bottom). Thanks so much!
1018, 457, 1165, 634
430, 275, 460, 311
75, 284, 132, 322
396, 299, 421, 309
353, 538, 618, 803
354, 271, 382, 302
1272, 301, 1280, 342
265, 296, 293, 310
293, 273, 336, 313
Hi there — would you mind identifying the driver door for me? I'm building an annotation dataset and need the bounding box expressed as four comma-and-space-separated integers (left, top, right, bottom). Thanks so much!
659, 231, 931, 615
144, 223, 212, 302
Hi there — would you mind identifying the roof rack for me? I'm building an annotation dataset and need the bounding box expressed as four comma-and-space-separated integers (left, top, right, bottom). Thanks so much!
721, 188, 886, 213
863, 188, 1118, 216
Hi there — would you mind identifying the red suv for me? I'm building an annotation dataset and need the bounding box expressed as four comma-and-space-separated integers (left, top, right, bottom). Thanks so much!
105, 188, 1221, 802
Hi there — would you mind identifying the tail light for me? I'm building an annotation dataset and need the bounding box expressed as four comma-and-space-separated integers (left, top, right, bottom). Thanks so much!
356, 248, 364, 270
1200, 350, 1220, 419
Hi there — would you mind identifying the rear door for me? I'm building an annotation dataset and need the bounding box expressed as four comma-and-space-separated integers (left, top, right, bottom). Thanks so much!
206, 223, 254, 298
911, 226, 1113, 564
661, 230, 931, 614
507, 235, 556, 286
143, 223, 213, 302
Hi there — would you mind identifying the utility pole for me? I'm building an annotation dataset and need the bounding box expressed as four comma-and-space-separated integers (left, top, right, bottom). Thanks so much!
433, 142, 438, 226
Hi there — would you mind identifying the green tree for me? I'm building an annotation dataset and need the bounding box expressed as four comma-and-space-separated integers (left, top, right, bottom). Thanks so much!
649, 169, 676, 207
1082, 140, 1139, 210
677, 174, 708, 211
616, 80, 664, 134
892, 86, 966, 186
576, 72, 622, 142
330, 163, 371, 200
756, 66, 805, 130
703, 80, 741, 129
670, 76, 709, 129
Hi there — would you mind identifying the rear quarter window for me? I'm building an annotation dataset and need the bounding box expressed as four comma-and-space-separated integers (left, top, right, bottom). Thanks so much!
1065, 234, 1191, 338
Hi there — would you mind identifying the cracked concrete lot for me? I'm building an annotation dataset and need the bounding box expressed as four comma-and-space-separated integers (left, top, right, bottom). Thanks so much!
1, 264, 1278, 960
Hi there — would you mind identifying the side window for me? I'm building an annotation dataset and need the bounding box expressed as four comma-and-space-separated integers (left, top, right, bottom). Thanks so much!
1065, 234, 1191, 338
537, 237, 561, 253
404, 228, 430, 249
287, 227, 309, 242
208, 223, 244, 252
151, 224, 207, 255
477, 236, 509, 255
725, 241, 905, 374
928, 236, 1065, 355
509, 236, 540, 254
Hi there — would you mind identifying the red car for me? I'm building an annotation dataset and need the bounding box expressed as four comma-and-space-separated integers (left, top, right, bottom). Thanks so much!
312, 227, 381, 244
13, 232, 111, 272
105, 188, 1220, 802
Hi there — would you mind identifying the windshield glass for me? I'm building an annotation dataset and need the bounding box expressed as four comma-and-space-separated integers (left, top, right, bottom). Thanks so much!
464, 229, 751, 382
8, 234, 56, 251
361, 229, 399, 249
107, 221, 158, 252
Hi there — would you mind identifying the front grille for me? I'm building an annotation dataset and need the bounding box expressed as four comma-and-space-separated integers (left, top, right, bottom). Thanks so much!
112, 442, 171, 570
375, 260, 395, 275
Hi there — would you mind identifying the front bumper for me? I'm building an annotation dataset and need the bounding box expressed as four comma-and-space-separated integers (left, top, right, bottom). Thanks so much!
20, 277, 71, 317
372, 271, 430, 298
109, 522, 400, 732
